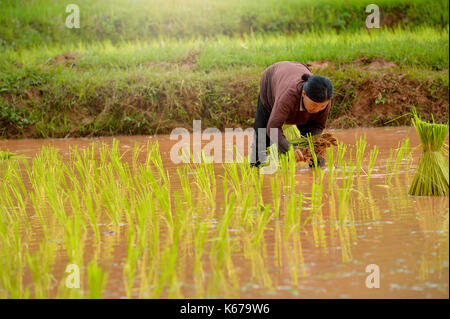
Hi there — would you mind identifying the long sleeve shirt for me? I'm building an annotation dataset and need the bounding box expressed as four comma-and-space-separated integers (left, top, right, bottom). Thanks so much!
259, 61, 331, 154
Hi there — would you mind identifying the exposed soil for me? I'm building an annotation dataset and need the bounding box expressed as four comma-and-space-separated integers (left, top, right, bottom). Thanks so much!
380, 8, 406, 28
307, 57, 398, 72
349, 72, 448, 127
301, 58, 448, 129
143, 49, 200, 71
306, 59, 335, 70
352, 57, 397, 70
49, 51, 80, 67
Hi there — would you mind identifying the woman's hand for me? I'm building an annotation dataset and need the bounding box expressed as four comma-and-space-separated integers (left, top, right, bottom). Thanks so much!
294, 148, 305, 162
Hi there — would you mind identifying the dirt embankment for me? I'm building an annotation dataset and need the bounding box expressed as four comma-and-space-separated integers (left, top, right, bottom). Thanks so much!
308, 58, 448, 129
1, 55, 448, 139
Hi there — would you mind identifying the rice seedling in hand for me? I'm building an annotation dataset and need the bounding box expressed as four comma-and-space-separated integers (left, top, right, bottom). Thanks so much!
283, 124, 301, 141
288, 132, 337, 164
408, 111, 449, 196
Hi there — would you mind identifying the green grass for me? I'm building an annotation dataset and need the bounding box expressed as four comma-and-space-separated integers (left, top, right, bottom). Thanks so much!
3, 27, 447, 71
1, 0, 447, 49
0, 26, 448, 137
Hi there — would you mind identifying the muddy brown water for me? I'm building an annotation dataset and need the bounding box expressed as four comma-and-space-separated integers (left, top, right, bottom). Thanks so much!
0, 127, 448, 298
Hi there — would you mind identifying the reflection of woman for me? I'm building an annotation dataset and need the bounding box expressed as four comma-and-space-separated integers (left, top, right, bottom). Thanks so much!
250, 61, 333, 167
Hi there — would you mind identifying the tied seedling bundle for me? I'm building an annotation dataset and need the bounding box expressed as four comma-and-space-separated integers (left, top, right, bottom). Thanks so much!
408, 111, 449, 196
283, 125, 337, 160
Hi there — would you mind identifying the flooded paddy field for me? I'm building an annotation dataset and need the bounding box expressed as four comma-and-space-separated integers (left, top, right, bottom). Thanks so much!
0, 127, 448, 298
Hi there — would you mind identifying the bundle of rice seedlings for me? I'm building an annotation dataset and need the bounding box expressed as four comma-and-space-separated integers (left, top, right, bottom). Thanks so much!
408, 111, 449, 196
282, 124, 301, 141
265, 126, 337, 166
288, 132, 337, 159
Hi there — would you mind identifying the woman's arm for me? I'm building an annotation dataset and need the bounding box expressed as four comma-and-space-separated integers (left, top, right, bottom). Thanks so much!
266, 100, 293, 154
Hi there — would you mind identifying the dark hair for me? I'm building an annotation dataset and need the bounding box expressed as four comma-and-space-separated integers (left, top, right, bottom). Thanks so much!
301, 73, 333, 103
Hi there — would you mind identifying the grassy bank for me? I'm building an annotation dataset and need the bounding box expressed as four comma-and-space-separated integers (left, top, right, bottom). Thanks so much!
1, 0, 448, 49
1, 0, 448, 139
0, 27, 448, 138
1, 65, 447, 138
3, 27, 448, 70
